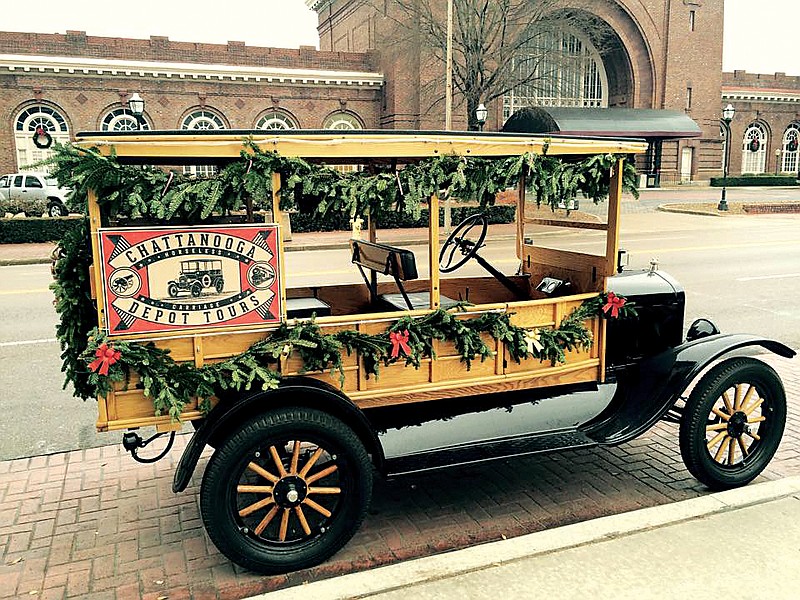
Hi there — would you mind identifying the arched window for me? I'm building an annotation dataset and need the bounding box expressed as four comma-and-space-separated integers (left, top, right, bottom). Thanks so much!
741, 123, 767, 174
781, 124, 799, 174
101, 107, 150, 131
256, 110, 298, 130
181, 109, 226, 131
503, 27, 608, 120
323, 112, 363, 130
181, 109, 226, 176
14, 104, 70, 169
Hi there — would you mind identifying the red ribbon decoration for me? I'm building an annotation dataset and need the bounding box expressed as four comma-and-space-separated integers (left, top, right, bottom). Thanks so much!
602, 292, 626, 318
88, 343, 122, 376
389, 330, 412, 358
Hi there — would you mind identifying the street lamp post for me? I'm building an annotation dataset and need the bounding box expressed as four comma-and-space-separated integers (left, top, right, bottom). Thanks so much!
475, 103, 488, 132
718, 103, 735, 211
127, 93, 145, 130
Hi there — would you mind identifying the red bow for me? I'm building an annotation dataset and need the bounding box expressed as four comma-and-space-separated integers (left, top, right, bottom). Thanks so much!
35, 126, 45, 136
602, 292, 626, 318
88, 343, 121, 375
389, 330, 412, 358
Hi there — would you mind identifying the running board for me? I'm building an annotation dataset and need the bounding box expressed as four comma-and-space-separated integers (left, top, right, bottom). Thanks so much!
384, 430, 596, 477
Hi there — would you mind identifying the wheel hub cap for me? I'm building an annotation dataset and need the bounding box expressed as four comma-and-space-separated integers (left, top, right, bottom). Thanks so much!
273, 476, 308, 508
727, 411, 748, 438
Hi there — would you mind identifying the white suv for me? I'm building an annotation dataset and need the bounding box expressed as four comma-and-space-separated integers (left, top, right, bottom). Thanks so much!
0, 172, 70, 217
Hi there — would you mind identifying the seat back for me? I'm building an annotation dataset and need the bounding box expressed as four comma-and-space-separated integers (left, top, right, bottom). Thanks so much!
350, 240, 418, 280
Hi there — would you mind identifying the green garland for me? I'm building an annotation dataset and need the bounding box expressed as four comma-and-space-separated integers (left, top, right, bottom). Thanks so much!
80, 297, 635, 420
44, 140, 639, 222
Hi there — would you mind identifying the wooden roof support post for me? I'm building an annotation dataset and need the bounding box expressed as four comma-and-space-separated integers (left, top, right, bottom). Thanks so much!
516, 169, 527, 260
604, 157, 624, 282
429, 193, 441, 309
87, 189, 107, 331
272, 172, 287, 320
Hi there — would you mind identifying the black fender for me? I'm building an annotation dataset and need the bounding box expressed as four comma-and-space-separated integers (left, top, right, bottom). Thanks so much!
172, 376, 383, 493
583, 334, 795, 445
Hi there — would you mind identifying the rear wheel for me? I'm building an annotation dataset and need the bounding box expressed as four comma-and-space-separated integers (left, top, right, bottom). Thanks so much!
200, 408, 373, 574
48, 202, 67, 217
679, 357, 786, 490
214, 277, 224, 293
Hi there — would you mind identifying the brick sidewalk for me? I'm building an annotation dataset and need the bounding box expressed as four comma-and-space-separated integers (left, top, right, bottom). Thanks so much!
1, 355, 798, 599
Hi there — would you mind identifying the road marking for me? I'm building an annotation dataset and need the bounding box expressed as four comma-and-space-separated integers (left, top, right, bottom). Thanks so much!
0, 288, 51, 296
0, 338, 58, 347
736, 273, 800, 282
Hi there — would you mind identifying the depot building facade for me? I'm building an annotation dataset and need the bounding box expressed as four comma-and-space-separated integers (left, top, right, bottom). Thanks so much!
1, 0, 797, 182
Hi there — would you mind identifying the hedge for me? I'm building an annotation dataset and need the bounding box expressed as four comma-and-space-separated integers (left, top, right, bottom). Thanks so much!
710, 175, 799, 187
0, 205, 517, 245
290, 204, 516, 233
0, 216, 85, 244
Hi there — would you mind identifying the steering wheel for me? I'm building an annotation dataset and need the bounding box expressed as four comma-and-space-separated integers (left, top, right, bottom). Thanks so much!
438, 213, 488, 273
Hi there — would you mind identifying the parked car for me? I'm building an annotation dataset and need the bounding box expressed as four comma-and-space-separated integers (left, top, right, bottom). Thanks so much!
0, 172, 70, 216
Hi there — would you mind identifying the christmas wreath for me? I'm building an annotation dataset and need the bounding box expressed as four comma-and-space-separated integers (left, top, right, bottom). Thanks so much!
32, 126, 53, 149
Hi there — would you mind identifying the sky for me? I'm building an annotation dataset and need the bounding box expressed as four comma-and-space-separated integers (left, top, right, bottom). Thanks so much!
0, 0, 797, 76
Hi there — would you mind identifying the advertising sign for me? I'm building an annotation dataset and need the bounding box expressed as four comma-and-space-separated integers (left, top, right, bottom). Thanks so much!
98, 224, 282, 335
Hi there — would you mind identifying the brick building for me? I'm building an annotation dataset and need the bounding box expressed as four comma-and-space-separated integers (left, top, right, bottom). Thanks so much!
721, 71, 800, 177
310, 0, 726, 184
0, 31, 382, 175
2, 1, 793, 184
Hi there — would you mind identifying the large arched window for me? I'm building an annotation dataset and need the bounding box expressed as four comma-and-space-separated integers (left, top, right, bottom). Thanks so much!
257, 110, 298, 130
781, 124, 799, 174
181, 109, 226, 176
14, 104, 70, 169
503, 27, 608, 120
181, 109, 226, 131
101, 107, 150, 131
323, 112, 363, 130
741, 123, 767, 174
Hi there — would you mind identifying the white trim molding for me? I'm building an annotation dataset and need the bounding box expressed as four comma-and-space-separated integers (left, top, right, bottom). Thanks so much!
723, 88, 800, 104
0, 53, 383, 88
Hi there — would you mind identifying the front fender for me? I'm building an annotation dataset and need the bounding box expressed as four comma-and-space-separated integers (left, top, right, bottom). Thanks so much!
583, 334, 795, 445
172, 377, 383, 493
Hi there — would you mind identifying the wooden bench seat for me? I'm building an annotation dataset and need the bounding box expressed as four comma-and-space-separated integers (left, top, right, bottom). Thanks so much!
350, 239, 456, 311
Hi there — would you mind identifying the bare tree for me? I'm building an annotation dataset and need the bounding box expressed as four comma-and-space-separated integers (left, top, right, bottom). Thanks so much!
363, 0, 610, 130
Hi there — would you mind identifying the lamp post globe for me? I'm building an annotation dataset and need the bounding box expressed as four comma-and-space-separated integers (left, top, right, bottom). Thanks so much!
718, 103, 735, 211
475, 103, 488, 132
127, 93, 145, 130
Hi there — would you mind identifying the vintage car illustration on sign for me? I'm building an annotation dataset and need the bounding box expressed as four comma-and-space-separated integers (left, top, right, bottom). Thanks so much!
167, 259, 225, 298
98, 224, 282, 335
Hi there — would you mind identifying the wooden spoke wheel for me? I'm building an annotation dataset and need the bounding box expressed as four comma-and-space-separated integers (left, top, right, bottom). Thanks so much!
680, 357, 786, 490
200, 408, 372, 574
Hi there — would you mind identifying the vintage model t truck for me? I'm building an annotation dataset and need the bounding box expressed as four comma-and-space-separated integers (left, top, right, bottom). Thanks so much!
49, 129, 794, 574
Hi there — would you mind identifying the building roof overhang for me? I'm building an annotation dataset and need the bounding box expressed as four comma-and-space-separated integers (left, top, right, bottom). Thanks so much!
502, 107, 702, 139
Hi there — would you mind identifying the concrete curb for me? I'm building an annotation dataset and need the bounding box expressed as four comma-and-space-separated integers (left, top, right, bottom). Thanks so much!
251, 477, 800, 600
656, 203, 725, 217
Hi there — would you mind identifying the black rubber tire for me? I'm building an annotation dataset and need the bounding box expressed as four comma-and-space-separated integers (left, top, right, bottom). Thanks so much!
679, 357, 786, 490
191, 282, 202, 297
167, 283, 179, 298
214, 278, 224, 293
48, 202, 67, 217
200, 407, 373, 574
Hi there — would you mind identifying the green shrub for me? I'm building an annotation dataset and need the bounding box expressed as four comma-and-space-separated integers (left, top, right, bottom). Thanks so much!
0, 216, 85, 244
0, 196, 47, 216
710, 175, 798, 187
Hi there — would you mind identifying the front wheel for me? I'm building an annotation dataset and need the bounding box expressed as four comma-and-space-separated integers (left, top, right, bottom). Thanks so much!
200, 408, 373, 574
679, 357, 786, 490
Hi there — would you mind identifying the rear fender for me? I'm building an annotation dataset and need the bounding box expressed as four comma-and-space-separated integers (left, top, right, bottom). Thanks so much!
172, 377, 383, 493
584, 334, 795, 445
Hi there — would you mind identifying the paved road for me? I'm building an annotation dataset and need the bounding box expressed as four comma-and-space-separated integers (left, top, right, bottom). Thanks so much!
1, 209, 799, 460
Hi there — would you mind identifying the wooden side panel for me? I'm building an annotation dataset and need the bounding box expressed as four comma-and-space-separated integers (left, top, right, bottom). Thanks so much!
97, 294, 605, 431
